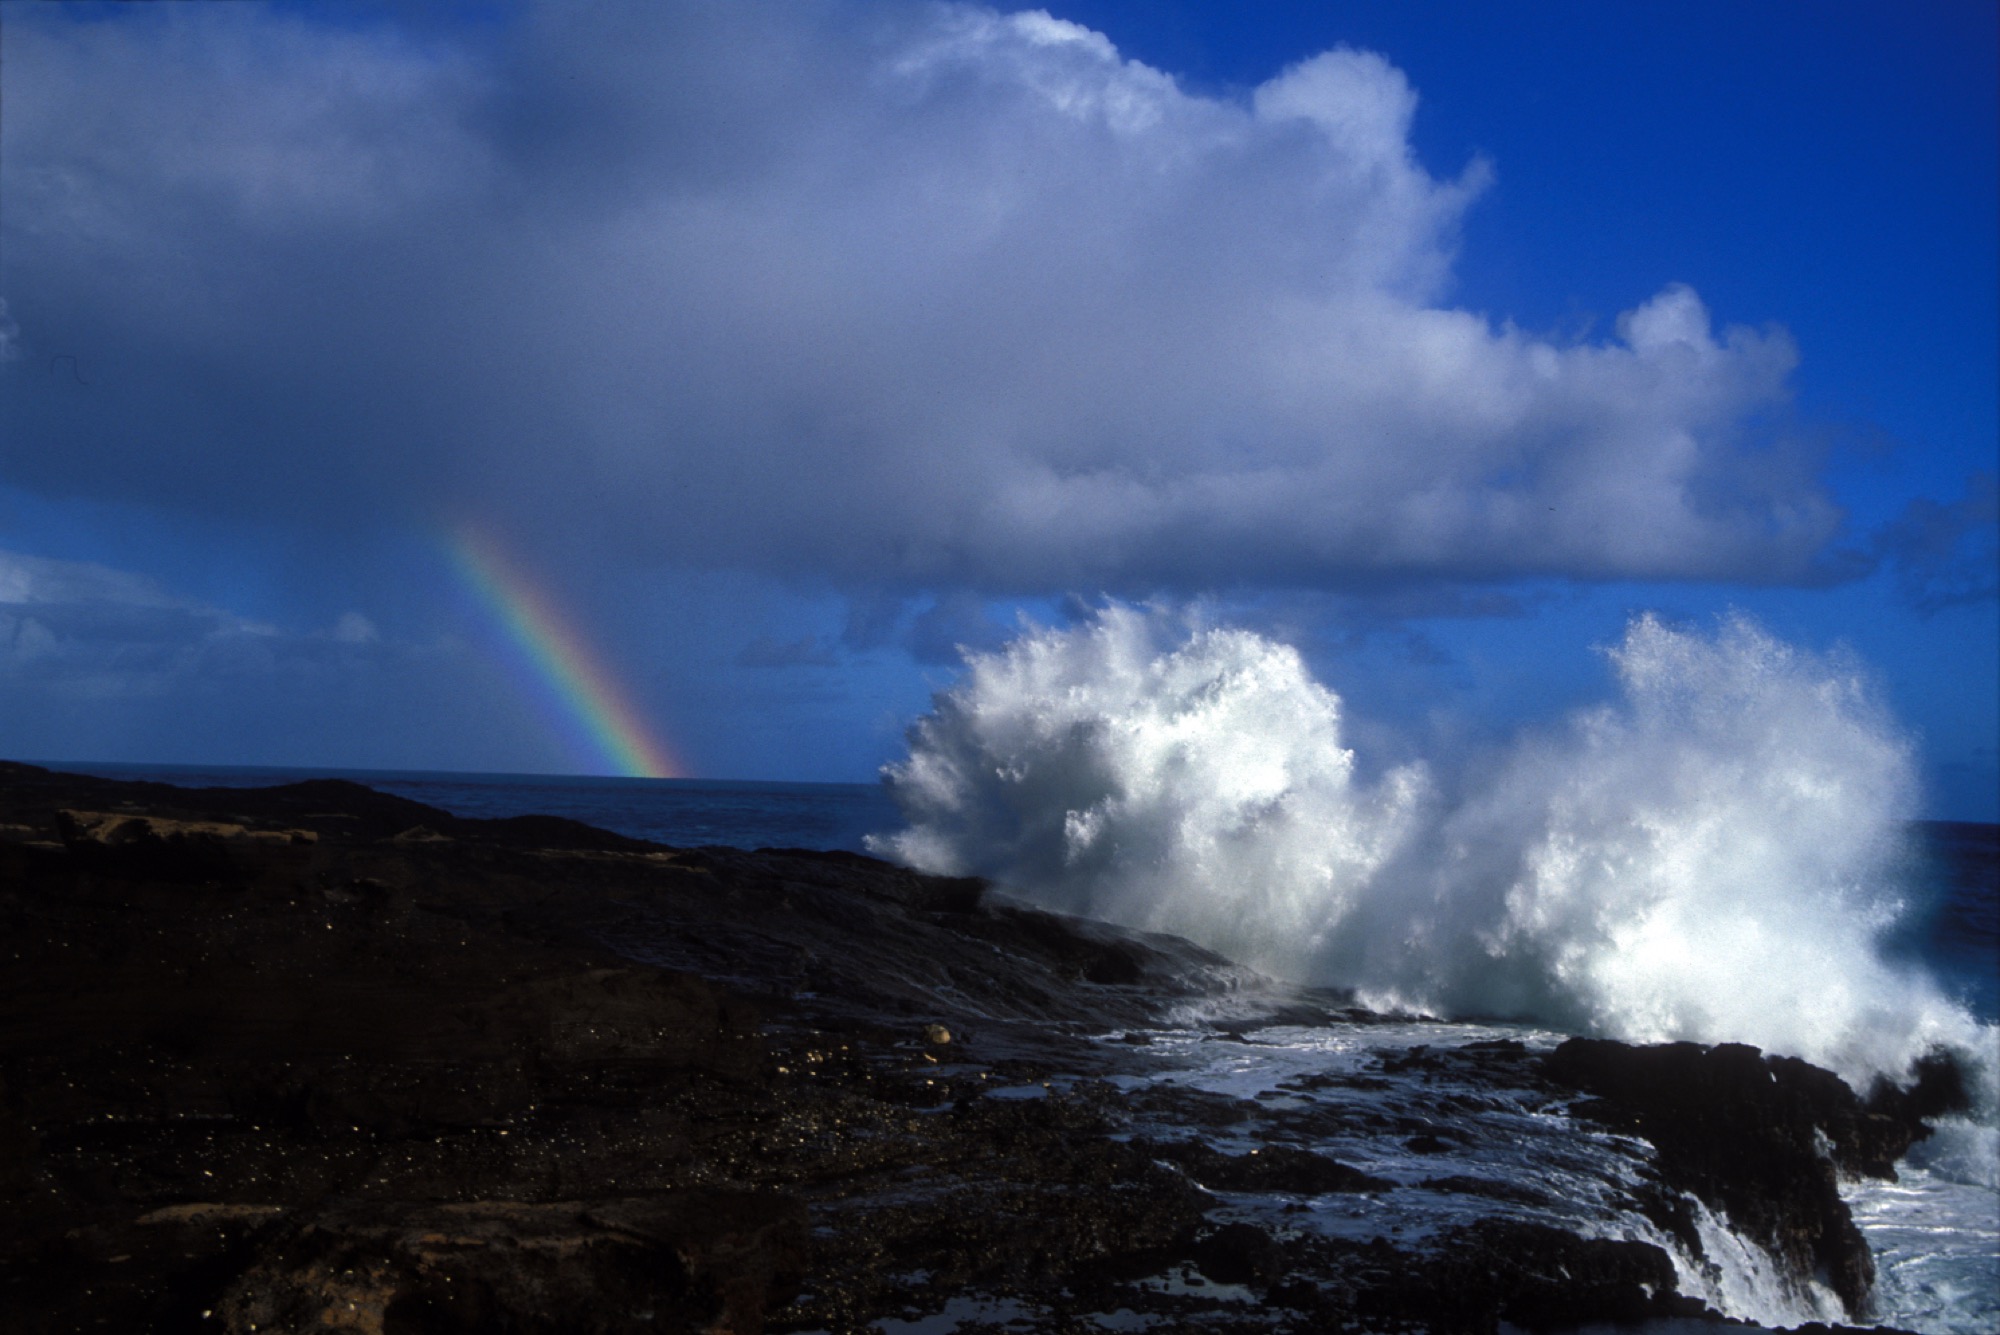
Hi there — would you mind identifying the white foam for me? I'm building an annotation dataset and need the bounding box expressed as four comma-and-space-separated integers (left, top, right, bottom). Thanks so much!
1668, 1195, 1847, 1326
873, 605, 1427, 982
1844, 1158, 2000, 1334
873, 606, 1991, 1091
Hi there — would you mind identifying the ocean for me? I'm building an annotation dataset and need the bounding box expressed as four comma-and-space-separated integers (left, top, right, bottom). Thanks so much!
32, 758, 2000, 1332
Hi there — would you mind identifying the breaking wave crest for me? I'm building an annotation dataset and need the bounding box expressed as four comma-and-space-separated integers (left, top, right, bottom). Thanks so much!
872, 606, 1993, 1092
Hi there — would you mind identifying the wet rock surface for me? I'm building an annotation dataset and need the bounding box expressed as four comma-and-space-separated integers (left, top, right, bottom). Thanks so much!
1540, 1038, 1961, 1317
0, 762, 1938, 1333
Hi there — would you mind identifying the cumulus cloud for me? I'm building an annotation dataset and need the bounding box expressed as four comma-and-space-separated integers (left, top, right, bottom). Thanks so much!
0, 546, 545, 771
2, 1, 1843, 595
0, 548, 371, 699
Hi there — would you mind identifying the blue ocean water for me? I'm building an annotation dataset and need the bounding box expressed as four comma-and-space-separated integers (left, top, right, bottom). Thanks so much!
1889, 821, 2000, 1025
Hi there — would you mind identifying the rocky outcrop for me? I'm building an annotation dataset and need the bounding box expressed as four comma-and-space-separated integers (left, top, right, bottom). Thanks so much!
0, 761, 1234, 1333
213, 1194, 805, 1335
1141, 1139, 1396, 1195
1365, 1220, 1694, 1330
0, 762, 1955, 1333
1541, 1037, 1968, 1317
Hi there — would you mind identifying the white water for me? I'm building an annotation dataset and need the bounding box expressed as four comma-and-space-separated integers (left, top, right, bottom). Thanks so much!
1102, 1019, 1855, 1330
874, 605, 1999, 1330
873, 605, 1991, 1093
1843, 1118, 2000, 1333
1675, 1194, 1845, 1325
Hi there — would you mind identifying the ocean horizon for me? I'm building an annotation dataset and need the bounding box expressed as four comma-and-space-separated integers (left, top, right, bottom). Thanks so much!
20, 757, 904, 857
22, 754, 1998, 1029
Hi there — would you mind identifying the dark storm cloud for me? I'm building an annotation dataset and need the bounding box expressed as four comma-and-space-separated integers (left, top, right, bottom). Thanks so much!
3, 0, 1846, 595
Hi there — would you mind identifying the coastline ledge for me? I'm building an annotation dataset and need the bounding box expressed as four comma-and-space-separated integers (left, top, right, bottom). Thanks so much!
0, 761, 1949, 1334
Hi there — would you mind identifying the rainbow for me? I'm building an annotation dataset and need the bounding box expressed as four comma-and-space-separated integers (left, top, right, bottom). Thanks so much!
445, 523, 683, 779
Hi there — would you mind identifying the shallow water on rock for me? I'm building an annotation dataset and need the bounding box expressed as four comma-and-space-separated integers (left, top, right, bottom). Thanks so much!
1094, 1017, 1968, 1331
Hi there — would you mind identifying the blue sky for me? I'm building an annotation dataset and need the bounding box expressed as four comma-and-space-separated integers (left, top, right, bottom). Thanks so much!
1, 0, 1994, 817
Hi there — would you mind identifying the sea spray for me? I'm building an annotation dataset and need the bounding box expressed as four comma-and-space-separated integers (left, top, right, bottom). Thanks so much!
873, 605, 1990, 1091
1356, 612, 1980, 1085
872, 606, 1427, 981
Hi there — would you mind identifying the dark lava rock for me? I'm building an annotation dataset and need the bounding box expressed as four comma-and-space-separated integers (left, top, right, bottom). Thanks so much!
1364, 1219, 1693, 1333
0, 761, 1956, 1333
1192, 1221, 1288, 1286
1542, 1035, 1965, 1318
1144, 1139, 1395, 1195
1417, 1175, 1557, 1209
218, 1193, 804, 1335
0, 762, 1227, 1332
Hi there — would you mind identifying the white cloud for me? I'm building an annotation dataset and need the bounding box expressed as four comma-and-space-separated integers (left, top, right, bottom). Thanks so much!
0, 549, 387, 698
1, 550, 232, 693
0, 546, 533, 771
332, 611, 381, 644
0, 549, 178, 609
1, 1, 1843, 596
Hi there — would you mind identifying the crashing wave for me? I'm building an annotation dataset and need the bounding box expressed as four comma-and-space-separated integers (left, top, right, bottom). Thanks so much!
873, 604, 1992, 1094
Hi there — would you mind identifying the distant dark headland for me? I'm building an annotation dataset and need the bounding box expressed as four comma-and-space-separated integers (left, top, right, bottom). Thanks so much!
0, 761, 1958, 1333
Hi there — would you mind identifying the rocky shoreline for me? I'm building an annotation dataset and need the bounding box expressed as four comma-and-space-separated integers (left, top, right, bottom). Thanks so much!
0, 761, 1959, 1333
